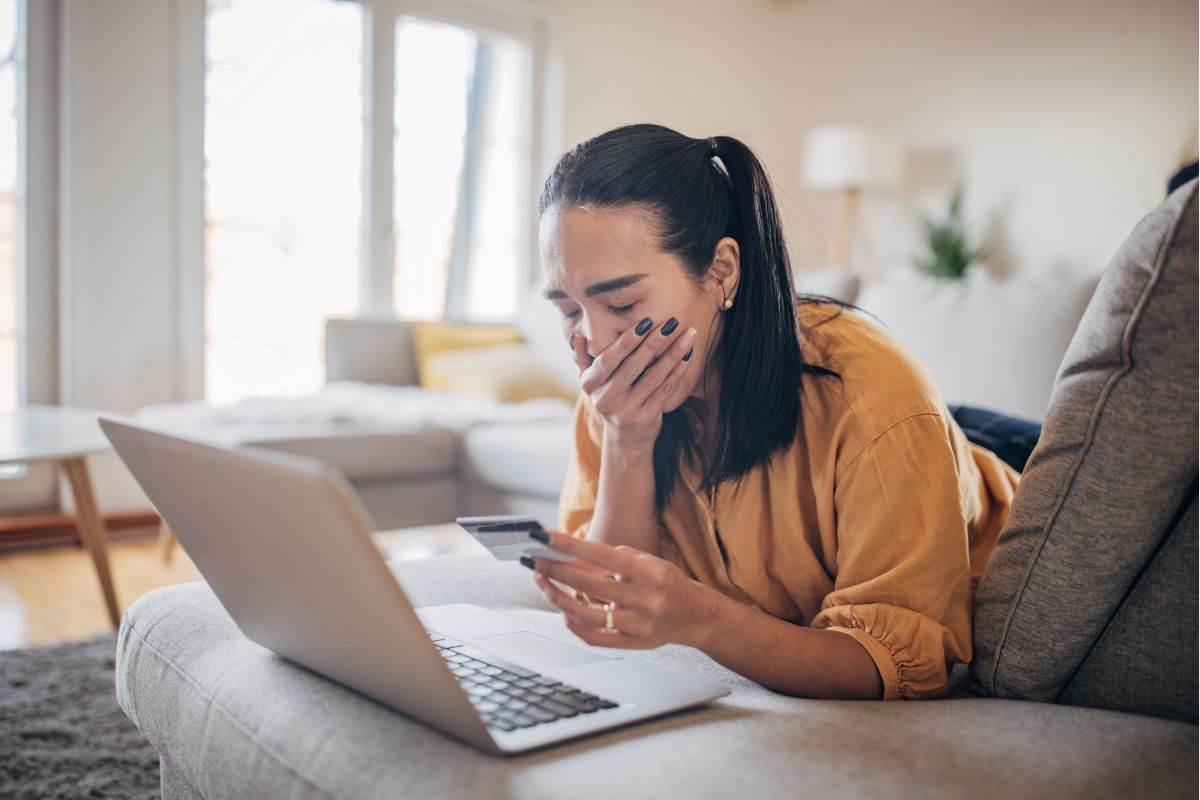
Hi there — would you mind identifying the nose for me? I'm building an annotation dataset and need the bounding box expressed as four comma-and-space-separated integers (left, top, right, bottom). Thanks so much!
579, 314, 619, 360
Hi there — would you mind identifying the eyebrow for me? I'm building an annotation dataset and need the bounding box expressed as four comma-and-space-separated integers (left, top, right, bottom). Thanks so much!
542, 273, 649, 300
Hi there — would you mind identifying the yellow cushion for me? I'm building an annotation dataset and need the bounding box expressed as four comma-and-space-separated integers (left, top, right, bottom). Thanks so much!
421, 343, 578, 403
410, 322, 523, 386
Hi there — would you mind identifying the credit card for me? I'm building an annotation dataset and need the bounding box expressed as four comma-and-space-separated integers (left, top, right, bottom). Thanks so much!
455, 515, 575, 563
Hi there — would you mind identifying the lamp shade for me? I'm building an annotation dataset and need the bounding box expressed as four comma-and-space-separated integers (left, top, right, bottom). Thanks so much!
802, 126, 903, 191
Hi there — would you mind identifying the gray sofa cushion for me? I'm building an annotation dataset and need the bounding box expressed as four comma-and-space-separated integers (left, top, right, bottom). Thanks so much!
325, 317, 418, 386
117, 557, 1198, 800
971, 182, 1199, 717
247, 428, 458, 483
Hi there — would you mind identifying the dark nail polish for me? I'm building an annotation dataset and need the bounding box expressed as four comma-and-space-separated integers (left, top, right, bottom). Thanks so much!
661, 317, 679, 336
528, 529, 550, 543
682, 347, 693, 361
519, 556, 535, 570
635, 317, 653, 335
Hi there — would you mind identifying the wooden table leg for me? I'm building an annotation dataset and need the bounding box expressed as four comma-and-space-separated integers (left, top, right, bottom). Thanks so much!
59, 457, 121, 627
157, 521, 179, 564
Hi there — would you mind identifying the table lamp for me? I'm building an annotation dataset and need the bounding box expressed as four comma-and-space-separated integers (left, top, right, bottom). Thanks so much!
802, 126, 903, 269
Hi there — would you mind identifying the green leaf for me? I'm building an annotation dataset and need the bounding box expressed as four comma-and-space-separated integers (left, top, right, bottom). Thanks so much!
915, 184, 979, 279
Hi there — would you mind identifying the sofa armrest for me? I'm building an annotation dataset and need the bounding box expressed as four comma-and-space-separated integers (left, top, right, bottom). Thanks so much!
325, 317, 419, 386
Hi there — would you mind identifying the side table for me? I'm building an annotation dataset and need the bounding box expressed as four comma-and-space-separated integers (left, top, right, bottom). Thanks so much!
0, 405, 120, 626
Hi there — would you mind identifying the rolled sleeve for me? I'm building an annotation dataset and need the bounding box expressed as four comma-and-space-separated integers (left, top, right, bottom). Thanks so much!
824, 623, 905, 700
811, 413, 975, 700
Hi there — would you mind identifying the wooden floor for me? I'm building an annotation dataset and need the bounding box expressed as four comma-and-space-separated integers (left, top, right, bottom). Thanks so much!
0, 524, 486, 650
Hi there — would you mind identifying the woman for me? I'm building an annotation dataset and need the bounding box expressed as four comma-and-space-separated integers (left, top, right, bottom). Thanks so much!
524, 124, 1019, 700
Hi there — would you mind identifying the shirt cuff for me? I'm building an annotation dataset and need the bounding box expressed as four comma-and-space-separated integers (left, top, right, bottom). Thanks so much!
826, 625, 904, 701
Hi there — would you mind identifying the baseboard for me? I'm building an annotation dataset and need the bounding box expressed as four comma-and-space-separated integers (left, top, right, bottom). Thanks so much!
0, 509, 161, 552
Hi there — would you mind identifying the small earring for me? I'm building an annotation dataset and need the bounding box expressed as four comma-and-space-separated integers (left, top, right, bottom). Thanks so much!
722, 298, 733, 310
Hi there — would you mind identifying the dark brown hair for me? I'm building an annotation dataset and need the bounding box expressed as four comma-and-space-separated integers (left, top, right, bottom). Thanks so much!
538, 124, 838, 511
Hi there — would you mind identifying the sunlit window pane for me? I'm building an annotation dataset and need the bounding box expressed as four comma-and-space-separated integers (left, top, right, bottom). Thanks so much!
204, 0, 363, 404
0, 0, 20, 412
392, 17, 475, 320
392, 17, 530, 322
464, 37, 530, 320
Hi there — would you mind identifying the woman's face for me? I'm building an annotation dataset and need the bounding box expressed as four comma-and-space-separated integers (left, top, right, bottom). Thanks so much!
538, 205, 739, 411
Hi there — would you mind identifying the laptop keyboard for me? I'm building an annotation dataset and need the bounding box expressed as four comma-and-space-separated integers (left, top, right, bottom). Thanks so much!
426, 630, 619, 732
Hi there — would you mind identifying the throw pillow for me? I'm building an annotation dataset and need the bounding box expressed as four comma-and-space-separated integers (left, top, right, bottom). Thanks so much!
794, 267, 862, 305
969, 182, 1198, 721
420, 342, 578, 404
1057, 496, 1197, 722
856, 267, 1096, 420
410, 322, 523, 386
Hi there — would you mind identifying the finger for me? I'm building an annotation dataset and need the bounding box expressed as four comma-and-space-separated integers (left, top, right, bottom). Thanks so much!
535, 574, 645, 646
545, 555, 609, 575
569, 333, 592, 373
579, 317, 655, 392
534, 558, 642, 608
627, 326, 696, 406
606, 318, 687, 392
563, 615, 644, 649
537, 529, 641, 574
640, 349, 692, 410
534, 570, 609, 627
534, 532, 608, 574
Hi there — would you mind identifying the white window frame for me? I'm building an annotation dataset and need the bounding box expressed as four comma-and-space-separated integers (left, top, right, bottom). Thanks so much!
174, 0, 561, 401
0, 0, 61, 511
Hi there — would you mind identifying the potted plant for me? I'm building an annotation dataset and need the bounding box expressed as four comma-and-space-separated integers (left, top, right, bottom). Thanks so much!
914, 184, 983, 279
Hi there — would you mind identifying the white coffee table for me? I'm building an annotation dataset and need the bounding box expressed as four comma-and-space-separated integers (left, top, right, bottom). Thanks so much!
0, 404, 120, 626
372, 522, 488, 562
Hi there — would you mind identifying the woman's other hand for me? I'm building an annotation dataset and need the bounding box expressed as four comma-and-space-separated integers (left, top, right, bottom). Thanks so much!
569, 317, 696, 450
526, 529, 718, 650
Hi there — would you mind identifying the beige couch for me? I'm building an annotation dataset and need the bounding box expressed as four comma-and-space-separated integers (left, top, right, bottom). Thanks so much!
116, 186, 1197, 798
135, 268, 1095, 533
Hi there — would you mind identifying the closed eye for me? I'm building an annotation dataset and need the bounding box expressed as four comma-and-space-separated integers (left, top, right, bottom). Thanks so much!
609, 303, 636, 315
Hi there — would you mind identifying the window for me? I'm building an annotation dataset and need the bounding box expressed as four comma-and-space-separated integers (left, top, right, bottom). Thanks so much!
392, 16, 531, 321
200, 1, 540, 403
203, 0, 364, 404
0, 0, 20, 412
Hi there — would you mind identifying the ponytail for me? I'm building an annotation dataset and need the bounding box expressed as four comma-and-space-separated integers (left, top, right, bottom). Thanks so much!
698, 135, 807, 492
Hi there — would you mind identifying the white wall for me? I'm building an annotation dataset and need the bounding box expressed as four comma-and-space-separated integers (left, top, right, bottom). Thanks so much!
539, 0, 1198, 278
48, 0, 1197, 509
57, 0, 180, 508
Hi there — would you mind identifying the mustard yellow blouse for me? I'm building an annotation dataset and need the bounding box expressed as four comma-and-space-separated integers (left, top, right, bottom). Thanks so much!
558, 302, 1019, 700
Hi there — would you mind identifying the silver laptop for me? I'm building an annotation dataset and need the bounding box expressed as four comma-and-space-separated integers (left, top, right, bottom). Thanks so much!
98, 415, 728, 755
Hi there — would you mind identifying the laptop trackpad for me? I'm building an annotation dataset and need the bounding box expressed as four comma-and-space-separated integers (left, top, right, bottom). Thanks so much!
474, 631, 614, 669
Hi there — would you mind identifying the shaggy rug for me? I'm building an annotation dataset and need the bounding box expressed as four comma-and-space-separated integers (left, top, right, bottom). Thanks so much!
0, 635, 159, 799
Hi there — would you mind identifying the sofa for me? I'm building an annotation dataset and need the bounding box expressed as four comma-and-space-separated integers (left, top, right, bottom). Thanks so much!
134, 261, 1096, 534
117, 183, 1197, 798
120, 559, 1195, 800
